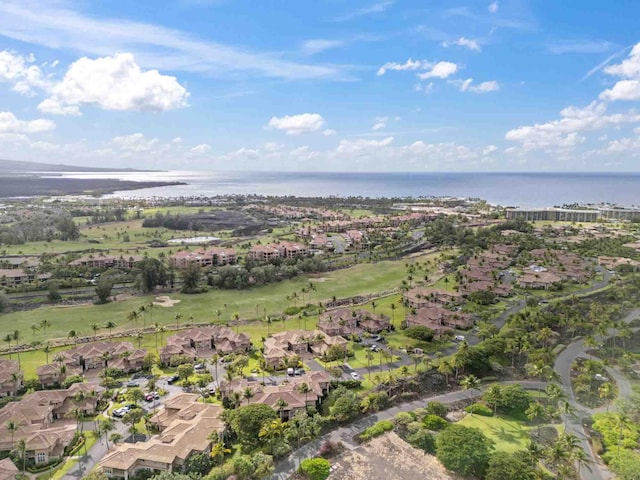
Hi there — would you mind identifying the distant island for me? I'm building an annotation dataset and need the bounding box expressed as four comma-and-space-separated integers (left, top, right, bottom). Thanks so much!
0, 159, 185, 198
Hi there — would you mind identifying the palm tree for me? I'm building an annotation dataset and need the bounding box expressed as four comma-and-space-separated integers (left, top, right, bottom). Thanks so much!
40, 319, 51, 336
390, 303, 396, 327
100, 418, 115, 448
109, 432, 123, 445
135, 332, 144, 348
460, 374, 480, 414
525, 441, 544, 468
6, 420, 18, 449
17, 438, 26, 472
138, 304, 147, 328
298, 383, 310, 406
91, 323, 100, 339
146, 302, 155, 326
174, 313, 183, 329
366, 351, 374, 381
276, 398, 288, 421
526, 401, 546, 437
127, 310, 139, 328
12, 330, 20, 367
104, 321, 117, 336
613, 412, 632, 457
3, 333, 13, 359
233, 313, 240, 334
561, 400, 577, 430
598, 382, 614, 412
43, 342, 51, 364
153, 322, 160, 352
31, 323, 39, 342
243, 387, 254, 405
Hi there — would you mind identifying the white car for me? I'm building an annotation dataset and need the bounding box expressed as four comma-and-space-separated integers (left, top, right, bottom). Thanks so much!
454, 335, 465, 342
350, 372, 361, 380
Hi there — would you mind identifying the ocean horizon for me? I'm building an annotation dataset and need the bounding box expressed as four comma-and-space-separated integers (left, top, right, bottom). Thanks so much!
47, 170, 640, 209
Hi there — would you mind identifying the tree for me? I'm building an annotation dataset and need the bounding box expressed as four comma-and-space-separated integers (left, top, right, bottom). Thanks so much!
104, 321, 117, 336
91, 323, 100, 339
109, 432, 123, 445
332, 390, 360, 422
599, 382, 614, 412
6, 420, 18, 449
485, 451, 536, 480
183, 452, 212, 476
100, 418, 115, 448
174, 312, 183, 329
127, 387, 144, 405
31, 323, 39, 342
177, 363, 194, 383
460, 374, 481, 414
133, 258, 167, 293
435, 424, 493, 478
17, 438, 26, 472
225, 403, 278, 452
180, 263, 202, 294
95, 277, 114, 304
47, 281, 61, 302
483, 384, 503, 414
299, 458, 331, 480
122, 408, 144, 437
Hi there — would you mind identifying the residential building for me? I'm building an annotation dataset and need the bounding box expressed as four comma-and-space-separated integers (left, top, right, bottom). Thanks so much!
317, 308, 391, 338
262, 330, 347, 369
0, 269, 50, 288
160, 326, 251, 365
248, 245, 280, 262
0, 383, 103, 465
0, 359, 22, 397
169, 248, 237, 268
98, 394, 225, 479
0, 459, 18, 480
69, 254, 144, 270
406, 302, 474, 332
404, 288, 463, 308
517, 271, 562, 289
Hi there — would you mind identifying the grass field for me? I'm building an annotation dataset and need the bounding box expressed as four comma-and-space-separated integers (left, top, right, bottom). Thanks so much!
458, 414, 532, 452
1, 250, 446, 345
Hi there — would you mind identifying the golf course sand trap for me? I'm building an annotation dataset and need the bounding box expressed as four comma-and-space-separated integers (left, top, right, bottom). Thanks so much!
330, 432, 459, 480
153, 296, 181, 307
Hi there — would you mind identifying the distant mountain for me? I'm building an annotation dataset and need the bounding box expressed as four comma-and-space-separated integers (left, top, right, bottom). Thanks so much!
0, 159, 157, 173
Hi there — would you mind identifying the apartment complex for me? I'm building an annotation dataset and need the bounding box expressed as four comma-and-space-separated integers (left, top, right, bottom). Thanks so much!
69, 254, 144, 269
317, 308, 391, 338
506, 206, 640, 222
0, 383, 103, 465
169, 247, 237, 268
262, 329, 348, 369
0, 359, 23, 397
98, 394, 225, 479
248, 242, 309, 262
160, 326, 251, 365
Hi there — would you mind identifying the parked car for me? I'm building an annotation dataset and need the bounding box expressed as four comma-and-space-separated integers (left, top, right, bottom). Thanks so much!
167, 375, 180, 385
286, 367, 295, 376
454, 335, 465, 342
194, 363, 206, 371
594, 373, 609, 382
350, 372, 361, 380
125, 381, 137, 388
144, 394, 154, 402
294, 368, 305, 376
152, 391, 160, 400
369, 344, 378, 352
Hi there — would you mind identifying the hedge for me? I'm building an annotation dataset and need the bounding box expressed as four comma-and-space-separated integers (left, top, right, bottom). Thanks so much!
465, 403, 494, 417
357, 420, 394, 442
299, 458, 331, 480
27, 458, 63, 473
422, 414, 449, 431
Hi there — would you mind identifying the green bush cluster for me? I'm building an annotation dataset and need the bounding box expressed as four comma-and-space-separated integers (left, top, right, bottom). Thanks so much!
422, 414, 449, 431
357, 420, 394, 442
465, 403, 494, 417
299, 458, 331, 480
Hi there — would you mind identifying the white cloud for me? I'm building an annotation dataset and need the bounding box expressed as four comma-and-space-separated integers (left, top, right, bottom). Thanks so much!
322, 129, 337, 136
372, 122, 386, 131
0, 0, 349, 81
442, 37, 481, 51
452, 78, 500, 93
505, 101, 640, 150
547, 40, 613, 55
263, 142, 283, 152
301, 39, 344, 55
417, 62, 458, 80
334, 1, 394, 21
0, 50, 48, 95
488, 1, 499, 13
267, 113, 325, 135
172, 137, 183, 144
377, 58, 432, 76
336, 136, 394, 153
289, 145, 320, 161
482, 145, 498, 156
190, 144, 212, 155
415, 82, 434, 94
38, 53, 189, 115
0, 111, 55, 133
111, 133, 159, 152
599, 42, 640, 101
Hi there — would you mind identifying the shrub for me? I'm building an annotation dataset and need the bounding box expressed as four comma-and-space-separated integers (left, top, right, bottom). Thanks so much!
465, 403, 493, 417
317, 440, 345, 459
357, 420, 394, 442
407, 429, 436, 454
299, 458, 331, 480
405, 325, 435, 342
284, 306, 302, 316
422, 414, 449, 431
424, 401, 448, 418
61, 375, 84, 389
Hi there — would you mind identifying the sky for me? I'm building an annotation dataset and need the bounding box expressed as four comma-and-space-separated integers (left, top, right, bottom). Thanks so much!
1, 0, 640, 172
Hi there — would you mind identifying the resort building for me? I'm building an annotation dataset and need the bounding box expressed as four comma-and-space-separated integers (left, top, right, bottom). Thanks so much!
0, 359, 23, 397
98, 394, 225, 479
160, 326, 251, 365
169, 247, 237, 268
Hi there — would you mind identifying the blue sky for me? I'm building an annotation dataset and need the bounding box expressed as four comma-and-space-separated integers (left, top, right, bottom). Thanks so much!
0, 0, 639, 172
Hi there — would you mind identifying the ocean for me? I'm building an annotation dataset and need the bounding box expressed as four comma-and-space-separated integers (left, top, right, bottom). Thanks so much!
55, 171, 640, 208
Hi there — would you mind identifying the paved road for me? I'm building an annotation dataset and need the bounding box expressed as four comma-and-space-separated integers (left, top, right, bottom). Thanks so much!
268, 381, 547, 480
553, 307, 640, 480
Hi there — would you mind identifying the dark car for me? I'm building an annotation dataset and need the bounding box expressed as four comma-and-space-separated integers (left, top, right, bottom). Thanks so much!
167, 375, 180, 384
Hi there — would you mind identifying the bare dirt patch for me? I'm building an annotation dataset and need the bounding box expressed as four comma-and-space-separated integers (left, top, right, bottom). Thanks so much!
153, 296, 181, 308
329, 432, 460, 480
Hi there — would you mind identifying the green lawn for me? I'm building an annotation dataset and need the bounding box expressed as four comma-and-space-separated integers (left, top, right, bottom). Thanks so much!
1, 250, 447, 347
458, 414, 532, 452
